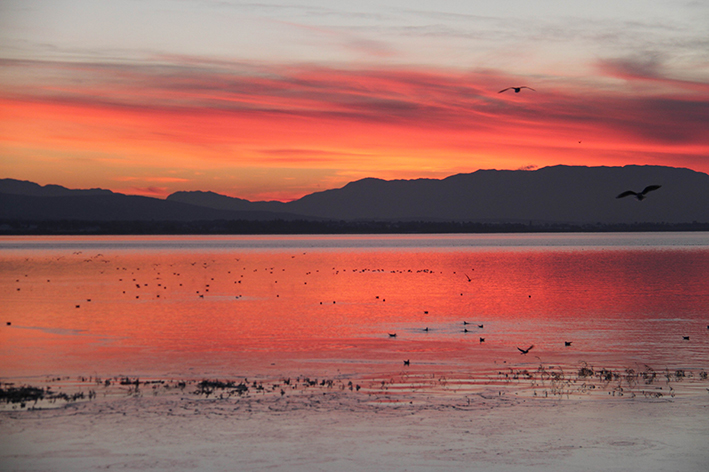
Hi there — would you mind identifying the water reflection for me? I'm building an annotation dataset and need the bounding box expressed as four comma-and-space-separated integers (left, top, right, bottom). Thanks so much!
1, 235, 708, 380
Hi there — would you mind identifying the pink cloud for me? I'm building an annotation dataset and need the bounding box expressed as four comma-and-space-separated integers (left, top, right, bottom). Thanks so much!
128, 186, 169, 196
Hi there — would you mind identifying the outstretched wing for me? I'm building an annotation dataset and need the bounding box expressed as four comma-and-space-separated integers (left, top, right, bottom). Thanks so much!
498, 87, 513, 93
640, 185, 661, 195
616, 190, 638, 199
521, 86, 536, 91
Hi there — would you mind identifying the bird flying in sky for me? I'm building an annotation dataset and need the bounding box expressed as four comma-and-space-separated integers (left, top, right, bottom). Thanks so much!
499, 86, 536, 93
616, 185, 661, 201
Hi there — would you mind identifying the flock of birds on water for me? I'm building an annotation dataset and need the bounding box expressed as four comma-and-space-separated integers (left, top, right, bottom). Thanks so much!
8, 245, 701, 369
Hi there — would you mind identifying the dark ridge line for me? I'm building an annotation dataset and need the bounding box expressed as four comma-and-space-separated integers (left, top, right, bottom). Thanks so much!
2, 219, 708, 235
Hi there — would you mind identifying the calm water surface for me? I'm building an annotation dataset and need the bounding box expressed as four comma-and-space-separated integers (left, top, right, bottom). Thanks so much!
1, 233, 708, 381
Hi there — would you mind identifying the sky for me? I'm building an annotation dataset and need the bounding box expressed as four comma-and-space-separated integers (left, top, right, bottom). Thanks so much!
1, 0, 708, 201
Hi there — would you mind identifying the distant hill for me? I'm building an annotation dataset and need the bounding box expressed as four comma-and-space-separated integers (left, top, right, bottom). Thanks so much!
0, 178, 114, 197
167, 190, 289, 213
168, 165, 709, 225
3, 165, 709, 228
0, 180, 314, 222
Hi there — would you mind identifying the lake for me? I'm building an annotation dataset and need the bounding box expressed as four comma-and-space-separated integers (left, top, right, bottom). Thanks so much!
2, 232, 708, 390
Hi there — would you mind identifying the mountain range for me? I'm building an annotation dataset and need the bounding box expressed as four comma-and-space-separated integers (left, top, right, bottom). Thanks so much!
2, 165, 709, 227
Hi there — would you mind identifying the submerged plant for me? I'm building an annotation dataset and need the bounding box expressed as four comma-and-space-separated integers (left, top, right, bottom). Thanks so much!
0, 385, 45, 404
577, 363, 594, 379
195, 379, 248, 397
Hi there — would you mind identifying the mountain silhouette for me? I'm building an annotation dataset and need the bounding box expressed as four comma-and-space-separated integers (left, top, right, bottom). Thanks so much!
3, 165, 709, 226
0, 180, 312, 222
168, 165, 709, 225
0, 179, 114, 197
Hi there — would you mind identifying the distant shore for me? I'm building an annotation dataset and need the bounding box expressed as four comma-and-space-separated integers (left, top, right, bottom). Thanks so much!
2, 219, 709, 235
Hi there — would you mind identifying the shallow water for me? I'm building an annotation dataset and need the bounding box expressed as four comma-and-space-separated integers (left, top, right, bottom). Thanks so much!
1, 233, 708, 384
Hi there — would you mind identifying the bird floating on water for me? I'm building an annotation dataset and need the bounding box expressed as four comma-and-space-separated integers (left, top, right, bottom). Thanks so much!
499, 86, 535, 94
517, 345, 534, 354
616, 185, 661, 201
565, 341, 572, 346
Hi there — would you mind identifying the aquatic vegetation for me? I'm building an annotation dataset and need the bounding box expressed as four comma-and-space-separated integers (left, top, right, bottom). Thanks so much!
0, 384, 96, 409
0, 385, 45, 405
195, 380, 249, 397
577, 363, 594, 379
3, 361, 708, 412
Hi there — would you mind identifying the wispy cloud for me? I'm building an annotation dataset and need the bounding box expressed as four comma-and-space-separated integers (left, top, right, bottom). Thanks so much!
598, 54, 709, 92
128, 186, 169, 196
3, 57, 708, 142
114, 176, 191, 183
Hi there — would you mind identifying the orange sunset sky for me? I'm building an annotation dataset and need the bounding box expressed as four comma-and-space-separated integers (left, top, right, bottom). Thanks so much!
1, 1, 708, 201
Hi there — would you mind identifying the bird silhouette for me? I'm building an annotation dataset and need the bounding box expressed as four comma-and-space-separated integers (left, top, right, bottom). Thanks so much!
388, 333, 397, 338
517, 345, 534, 354
616, 185, 661, 201
565, 341, 572, 346
403, 359, 410, 366
499, 86, 535, 94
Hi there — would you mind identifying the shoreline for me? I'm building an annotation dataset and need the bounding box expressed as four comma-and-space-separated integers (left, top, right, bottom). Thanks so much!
2, 376, 708, 472
3, 219, 709, 236
3, 361, 707, 412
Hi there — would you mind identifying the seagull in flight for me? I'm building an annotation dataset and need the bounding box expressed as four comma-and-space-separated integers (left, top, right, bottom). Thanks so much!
616, 185, 661, 201
517, 345, 534, 355
499, 86, 535, 94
